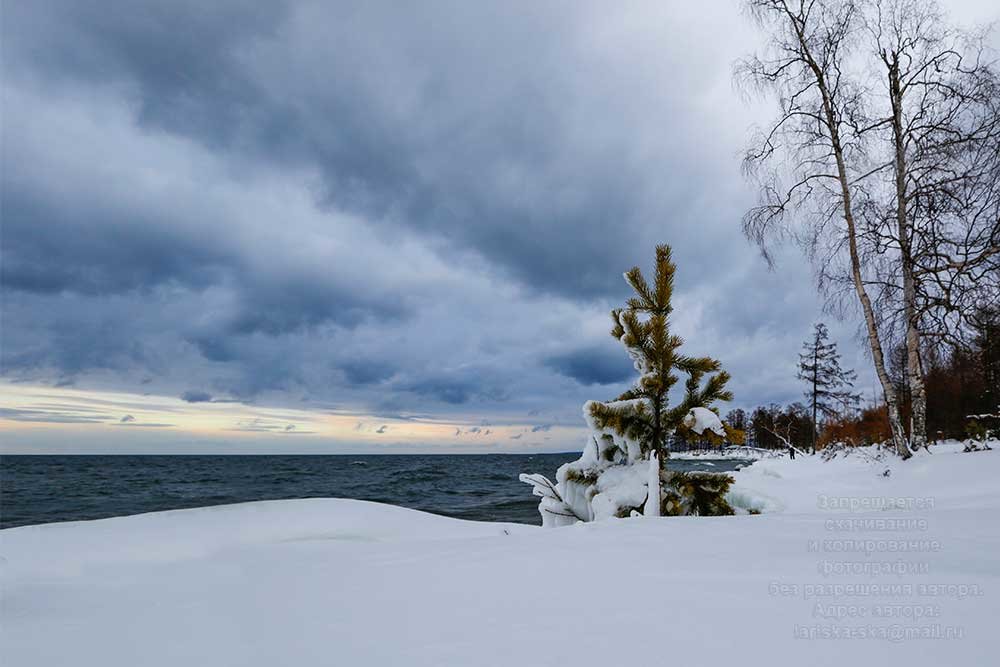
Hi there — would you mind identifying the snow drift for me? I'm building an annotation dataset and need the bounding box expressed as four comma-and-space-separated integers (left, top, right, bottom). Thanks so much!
3, 442, 999, 667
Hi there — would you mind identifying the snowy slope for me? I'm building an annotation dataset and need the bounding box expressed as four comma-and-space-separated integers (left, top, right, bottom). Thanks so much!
3, 443, 999, 667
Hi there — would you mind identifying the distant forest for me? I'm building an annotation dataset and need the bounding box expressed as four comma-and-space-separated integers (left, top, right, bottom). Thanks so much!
723, 311, 999, 450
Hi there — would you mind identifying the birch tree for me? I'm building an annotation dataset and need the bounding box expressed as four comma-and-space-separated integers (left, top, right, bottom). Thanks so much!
739, 0, 999, 459
861, 0, 1000, 450
738, 0, 913, 458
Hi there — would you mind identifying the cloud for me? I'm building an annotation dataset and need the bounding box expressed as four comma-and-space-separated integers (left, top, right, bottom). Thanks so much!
0, 401, 174, 429
181, 390, 213, 403
232, 416, 312, 434
339, 359, 397, 386
398, 372, 507, 406
115, 420, 174, 428
0, 0, 896, 449
0, 407, 107, 424
530, 424, 553, 433
544, 345, 633, 386
3, 1, 751, 299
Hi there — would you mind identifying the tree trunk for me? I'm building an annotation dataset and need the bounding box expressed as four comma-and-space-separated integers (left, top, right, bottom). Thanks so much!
644, 452, 661, 517
653, 394, 667, 471
812, 341, 819, 454
799, 40, 911, 459
888, 56, 927, 453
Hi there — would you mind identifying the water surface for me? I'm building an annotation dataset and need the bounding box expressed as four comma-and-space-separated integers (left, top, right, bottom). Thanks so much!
0, 454, 747, 528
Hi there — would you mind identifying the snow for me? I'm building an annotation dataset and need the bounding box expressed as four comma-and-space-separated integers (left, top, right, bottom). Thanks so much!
4, 442, 1000, 666
644, 452, 661, 516
582, 399, 645, 463
590, 461, 650, 520
683, 405, 726, 436
519, 472, 584, 526
671, 445, 786, 460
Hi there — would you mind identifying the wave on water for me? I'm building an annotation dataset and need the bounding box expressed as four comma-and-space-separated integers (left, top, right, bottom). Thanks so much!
1, 454, 750, 529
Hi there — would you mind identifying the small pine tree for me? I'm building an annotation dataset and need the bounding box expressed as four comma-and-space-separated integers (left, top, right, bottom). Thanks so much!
521, 245, 738, 525
587, 244, 734, 469
798, 323, 861, 452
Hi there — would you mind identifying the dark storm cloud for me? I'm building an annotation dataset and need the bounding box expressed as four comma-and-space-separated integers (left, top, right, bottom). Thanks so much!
1, 295, 157, 377
544, 345, 634, 386
1, 1, 291, 142
2, 1, 739, 301
399, 376, 481, 406
225, 274, 409, 337
2, 163, 408, 331
339, 360, 397, 386
181, 390, 214, 404
0, 187, 228, 296
1, 94, 411, 392
186, 336, 238, 364
2, 0, 925, 439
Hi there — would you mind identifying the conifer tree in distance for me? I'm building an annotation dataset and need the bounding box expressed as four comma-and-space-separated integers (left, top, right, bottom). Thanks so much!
798, 323, 861, 453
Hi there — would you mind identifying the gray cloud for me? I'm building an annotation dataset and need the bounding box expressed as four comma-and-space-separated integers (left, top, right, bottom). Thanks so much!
3, 0, 954, 448
116, 421, 175, 428
544, 345, 633, 386
399, 376, 484, 406
232, 417, 313, 434
339, 359, 397, 386
0, 408, 107, 424
181, 390, 214, 404
2, 1, 749, 299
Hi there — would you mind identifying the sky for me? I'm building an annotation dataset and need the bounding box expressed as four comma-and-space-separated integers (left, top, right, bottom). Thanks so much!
2, 1, 997, 454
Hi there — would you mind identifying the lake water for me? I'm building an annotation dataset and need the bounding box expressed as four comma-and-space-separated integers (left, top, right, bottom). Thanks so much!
0, 454, 749, 529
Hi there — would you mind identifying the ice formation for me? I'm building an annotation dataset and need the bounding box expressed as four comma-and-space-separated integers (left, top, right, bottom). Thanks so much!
520, 405, 734, 527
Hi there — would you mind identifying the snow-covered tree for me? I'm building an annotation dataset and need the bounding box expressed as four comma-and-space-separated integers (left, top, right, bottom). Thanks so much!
521, 245, 738, 526
798, 323, 860, 453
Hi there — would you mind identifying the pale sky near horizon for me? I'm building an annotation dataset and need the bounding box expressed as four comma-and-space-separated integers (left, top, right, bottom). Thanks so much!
2, 1, 997, 453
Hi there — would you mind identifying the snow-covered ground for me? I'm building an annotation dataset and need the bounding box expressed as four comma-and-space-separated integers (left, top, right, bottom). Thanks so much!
3, 442, 999, 666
